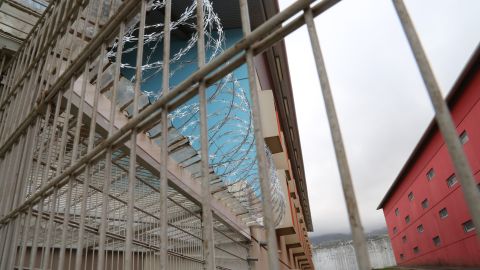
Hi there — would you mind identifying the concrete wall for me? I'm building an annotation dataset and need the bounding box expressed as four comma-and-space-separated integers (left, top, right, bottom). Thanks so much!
312, 235, 396, 270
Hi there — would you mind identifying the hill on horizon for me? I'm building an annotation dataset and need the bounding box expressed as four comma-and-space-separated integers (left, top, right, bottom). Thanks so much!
310, 227, 388, 246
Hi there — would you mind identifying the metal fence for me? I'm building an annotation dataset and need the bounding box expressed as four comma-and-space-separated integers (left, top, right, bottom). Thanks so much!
0, 0, 479, 269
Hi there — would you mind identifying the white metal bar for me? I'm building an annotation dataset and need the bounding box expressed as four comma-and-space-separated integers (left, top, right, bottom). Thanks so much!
159, 0, 171, 269
125, 1, 146, 269
72, 60, 92, 270
304, 7, 371, 270
196, 0, 216, 269
239, 0, 280, 269
97, 21, 125, 270
393, 0, 480, 240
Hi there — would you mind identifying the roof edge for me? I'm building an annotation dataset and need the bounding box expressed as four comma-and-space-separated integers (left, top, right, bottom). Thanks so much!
261, 0, 313, 231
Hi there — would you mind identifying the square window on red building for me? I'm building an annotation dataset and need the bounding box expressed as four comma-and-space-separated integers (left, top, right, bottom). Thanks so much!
393, 227, 398, 234
400, 253, 404, 260
459, 131, 469, 144
439, 208, 448, 219
413, 246, 420, 254
395, 208, 399, 216
427, 168, 435, 181
433, 236, 441, 246
405, 215, 410, 224
421, 198, 429, 209
417, 224, 424, 233
402, 235, 407, 243
446, 174, 457, 188
408, 192, 414, 201
463, 220, 475, 233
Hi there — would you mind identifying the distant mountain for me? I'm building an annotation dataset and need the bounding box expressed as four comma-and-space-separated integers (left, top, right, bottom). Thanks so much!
310, 233, 351, 246
367, 227, 388, 236
310, 227, 388, 246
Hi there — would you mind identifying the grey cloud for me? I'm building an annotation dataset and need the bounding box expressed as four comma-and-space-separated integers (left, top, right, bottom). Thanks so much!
278, 0, 480, 236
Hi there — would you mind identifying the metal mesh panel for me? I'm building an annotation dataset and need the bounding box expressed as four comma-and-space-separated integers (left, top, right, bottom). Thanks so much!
3, 0, 478, 269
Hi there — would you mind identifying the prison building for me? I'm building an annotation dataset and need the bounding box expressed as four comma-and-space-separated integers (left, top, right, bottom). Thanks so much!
378, 45, 480, 267
0, 0, 315, 269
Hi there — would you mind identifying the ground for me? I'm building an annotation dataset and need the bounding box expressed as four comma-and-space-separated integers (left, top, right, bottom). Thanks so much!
375, 267, 480, 270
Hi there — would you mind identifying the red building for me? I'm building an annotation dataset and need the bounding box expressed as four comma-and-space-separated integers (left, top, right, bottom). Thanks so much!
377, 45, 480, 267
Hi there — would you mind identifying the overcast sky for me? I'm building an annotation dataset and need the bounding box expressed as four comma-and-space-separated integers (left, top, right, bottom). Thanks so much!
277, 0, 480, 236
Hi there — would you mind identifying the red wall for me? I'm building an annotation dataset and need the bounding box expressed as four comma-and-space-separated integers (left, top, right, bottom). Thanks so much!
382, 65, 480, 267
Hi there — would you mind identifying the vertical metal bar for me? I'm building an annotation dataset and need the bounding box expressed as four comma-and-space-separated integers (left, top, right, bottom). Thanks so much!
39, 12, 56, 59
0, 112, 6, 144
0, 54, 6, 80
5, 143, 23, 213
125, 1, 146, 269
16, 46, 29, 84
0, 109, 9, 145
239, 1, 279, 270
56, 8, 81, 263
18, 208, 32, 270
159, 0, 171, 269
93, 0, 106, 35
0, 145, 21, 260
73, 62, 92, 270
19, 65, 39, 120
0, 153, 8, 242
27, 102, 53, 270
6, 123, 38, 269
41, 188, 59, 270
10, 80, 28, 136
196, 0, 216, 269
0, 222, 16, 269
0, 68, 17, 141
24, 29, 40, 75
393, 0, 480, 239
303, 8, 371, 270
0, 179, 4, 216
64, 0, 76, 24
0, 54, 7, 100
20, 41, 32, 73
25, 32, 39, 68
58, 177, 74, 268
1, 68, 13, 110
37, 94, 64, 270
28, 203, 45, 270
52, 0, 68, 36
88, 42, 106, 153
2, 57, 16, 100
0, 95, 15, 143
33, 15, 48, 60
55, 84, 73, 176
13, 124, 38, 269
34, 91, 63, 268
11, 53, 21, 85
97, 22, 125, 270
1, 86, 20, 140
0, 64, 8, 102
30, 35, 77, 268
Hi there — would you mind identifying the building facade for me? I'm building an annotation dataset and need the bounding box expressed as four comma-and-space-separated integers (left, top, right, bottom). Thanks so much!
378, 45, 480, 267
0, 0, 315, 269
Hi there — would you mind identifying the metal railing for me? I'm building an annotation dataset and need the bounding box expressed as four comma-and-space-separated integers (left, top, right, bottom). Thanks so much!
0, 0, 479, 269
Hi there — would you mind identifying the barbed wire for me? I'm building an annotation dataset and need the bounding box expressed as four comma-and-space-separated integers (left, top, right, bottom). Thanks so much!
107, 0, 285, 226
